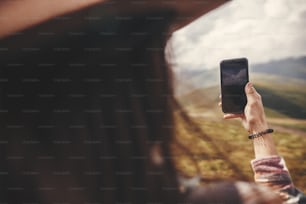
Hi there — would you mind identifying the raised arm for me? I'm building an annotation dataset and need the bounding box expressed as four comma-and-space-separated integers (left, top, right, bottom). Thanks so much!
224, 82, 305, 203
224, 82, 278, 158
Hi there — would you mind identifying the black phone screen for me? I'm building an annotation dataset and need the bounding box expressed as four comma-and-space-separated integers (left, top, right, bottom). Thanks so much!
220, 58, 249, 113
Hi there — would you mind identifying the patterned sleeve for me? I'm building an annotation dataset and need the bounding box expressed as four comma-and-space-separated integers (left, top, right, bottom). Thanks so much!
251, 155, 306, 203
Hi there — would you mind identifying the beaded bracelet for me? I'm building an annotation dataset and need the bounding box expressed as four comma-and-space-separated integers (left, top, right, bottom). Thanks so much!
248, 128, 274, 140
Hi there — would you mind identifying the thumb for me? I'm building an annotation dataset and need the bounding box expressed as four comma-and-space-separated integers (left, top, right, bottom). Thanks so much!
245, 82, 260, 103
245, 82, 256, 95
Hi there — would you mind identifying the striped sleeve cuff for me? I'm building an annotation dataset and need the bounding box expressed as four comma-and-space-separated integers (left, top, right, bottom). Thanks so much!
250, 155, 294, 191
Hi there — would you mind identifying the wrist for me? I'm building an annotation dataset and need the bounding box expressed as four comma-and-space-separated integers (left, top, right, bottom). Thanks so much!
253, 141, 278, 158
251, 129, 278, 158
249, 122, 269, 134
248, 129, 273, 140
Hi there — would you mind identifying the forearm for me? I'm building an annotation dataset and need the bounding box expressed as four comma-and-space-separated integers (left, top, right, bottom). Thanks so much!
250, 128, 294, 195
249, 123, 306, 202
249, 123, 298, 200
225, 82, 304, 202
252, 132, 278, 159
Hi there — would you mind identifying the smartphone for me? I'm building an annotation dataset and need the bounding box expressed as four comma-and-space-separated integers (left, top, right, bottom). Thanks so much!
220, 58, 249, 113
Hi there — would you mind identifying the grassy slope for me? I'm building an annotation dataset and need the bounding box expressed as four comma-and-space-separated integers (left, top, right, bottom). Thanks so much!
252, 74, 306, 119
173, 78, 306, 192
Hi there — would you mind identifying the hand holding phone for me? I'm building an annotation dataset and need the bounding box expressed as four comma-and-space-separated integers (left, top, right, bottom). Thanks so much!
220, 58, 249, 113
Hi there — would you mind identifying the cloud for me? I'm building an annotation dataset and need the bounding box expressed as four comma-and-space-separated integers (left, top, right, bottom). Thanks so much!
169, 0, 306, 71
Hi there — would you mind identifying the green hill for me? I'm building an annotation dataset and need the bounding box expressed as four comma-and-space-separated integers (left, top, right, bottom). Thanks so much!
177, 74, 306, 120
251, 56, 306, 80
252, 73, 306, 119
174, 56, 306, 98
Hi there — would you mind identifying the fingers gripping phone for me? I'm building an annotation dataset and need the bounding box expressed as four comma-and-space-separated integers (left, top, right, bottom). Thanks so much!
220, 58, 249, 113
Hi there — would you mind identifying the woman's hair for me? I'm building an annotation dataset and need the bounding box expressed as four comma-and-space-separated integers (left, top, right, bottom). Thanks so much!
0, 5, 181, 203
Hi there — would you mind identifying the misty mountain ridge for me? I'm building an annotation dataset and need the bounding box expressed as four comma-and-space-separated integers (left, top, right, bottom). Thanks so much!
174, 56, 306, 96
175, 56, 306, 119
251, 56, 306, 80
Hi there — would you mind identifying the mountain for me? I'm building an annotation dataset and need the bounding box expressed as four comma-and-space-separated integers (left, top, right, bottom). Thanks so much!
175, 56, 306, 119
251, 56, 306, 80
174, 56, 306, 96
174, 69, 219, 96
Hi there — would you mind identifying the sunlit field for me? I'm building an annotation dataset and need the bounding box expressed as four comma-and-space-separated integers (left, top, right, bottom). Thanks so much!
172, 88, 306, 193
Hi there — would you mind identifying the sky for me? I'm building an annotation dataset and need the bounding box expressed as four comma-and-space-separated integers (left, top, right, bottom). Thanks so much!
168, 0, 306, 71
